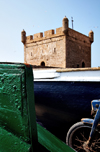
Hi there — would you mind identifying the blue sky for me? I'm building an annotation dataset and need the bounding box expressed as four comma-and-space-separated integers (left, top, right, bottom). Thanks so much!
0, 0, 100, 67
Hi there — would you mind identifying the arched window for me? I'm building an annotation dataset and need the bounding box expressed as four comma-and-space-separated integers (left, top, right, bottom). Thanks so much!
82, 62, 85, 68
41, 61, 45, 66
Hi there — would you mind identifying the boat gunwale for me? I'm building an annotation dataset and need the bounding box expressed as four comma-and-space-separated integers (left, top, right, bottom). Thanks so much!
56, 67, 100, 72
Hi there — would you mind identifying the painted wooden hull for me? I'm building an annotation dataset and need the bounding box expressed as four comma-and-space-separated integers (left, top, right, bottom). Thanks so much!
33, 68, 100, 141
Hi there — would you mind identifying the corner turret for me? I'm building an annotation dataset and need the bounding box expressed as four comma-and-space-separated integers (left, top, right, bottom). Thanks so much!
21, 29, 26, 44
62, 16, 69, 34
89, 30, 94, 43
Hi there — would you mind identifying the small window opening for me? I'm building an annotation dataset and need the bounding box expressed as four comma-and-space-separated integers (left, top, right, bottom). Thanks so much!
77, 64, 79, 68
41, 61, 45, 66
82, 62, 85, 68
54, 48, 56, 53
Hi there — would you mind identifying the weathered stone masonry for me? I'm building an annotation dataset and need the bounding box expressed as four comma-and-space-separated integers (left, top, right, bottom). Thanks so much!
21, 17, 94, 68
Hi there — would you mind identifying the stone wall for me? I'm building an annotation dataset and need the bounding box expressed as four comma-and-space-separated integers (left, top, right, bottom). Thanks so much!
66, 29, 91, 68
25, 35, 65, 68
66, 38, 91, 68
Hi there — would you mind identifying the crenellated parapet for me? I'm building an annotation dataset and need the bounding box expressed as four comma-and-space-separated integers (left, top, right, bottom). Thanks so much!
22, 28, 64, 44
44, 29, 55, 37
21, 17, 94, 45
26, 35, 33, 41
56, 27, 62, 34
34, 32, 43, 39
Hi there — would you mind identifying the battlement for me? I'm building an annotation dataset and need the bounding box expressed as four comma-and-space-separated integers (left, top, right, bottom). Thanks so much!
25, 27, 64, 43
26, 35, 33, 41
34, 32, 43, 39
22, 16, 93, 45
44, 29, 55, 37
25, 27, 92, 44
56, 27, 62, 34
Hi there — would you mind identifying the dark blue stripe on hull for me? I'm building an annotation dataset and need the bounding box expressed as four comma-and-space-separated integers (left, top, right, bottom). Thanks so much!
34, 81, 100, 141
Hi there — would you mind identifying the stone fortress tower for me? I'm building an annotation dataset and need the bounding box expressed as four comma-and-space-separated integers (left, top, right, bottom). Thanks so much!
21, 17, 94, 68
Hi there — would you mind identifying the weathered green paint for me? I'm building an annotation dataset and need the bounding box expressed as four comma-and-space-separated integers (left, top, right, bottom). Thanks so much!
0, 63, 37, 151
37, 123, 75, 152
0, 62, 75, 152
25, 64, 38, 151
0, 127, 30, 152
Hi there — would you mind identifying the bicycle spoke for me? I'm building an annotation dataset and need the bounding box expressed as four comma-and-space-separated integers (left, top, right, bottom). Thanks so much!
75, 136, 85, 144
80, 132, 88, 141
74, 144, 85, 151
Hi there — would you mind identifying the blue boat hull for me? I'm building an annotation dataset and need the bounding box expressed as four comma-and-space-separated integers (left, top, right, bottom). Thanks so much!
34, 81, 100, 141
